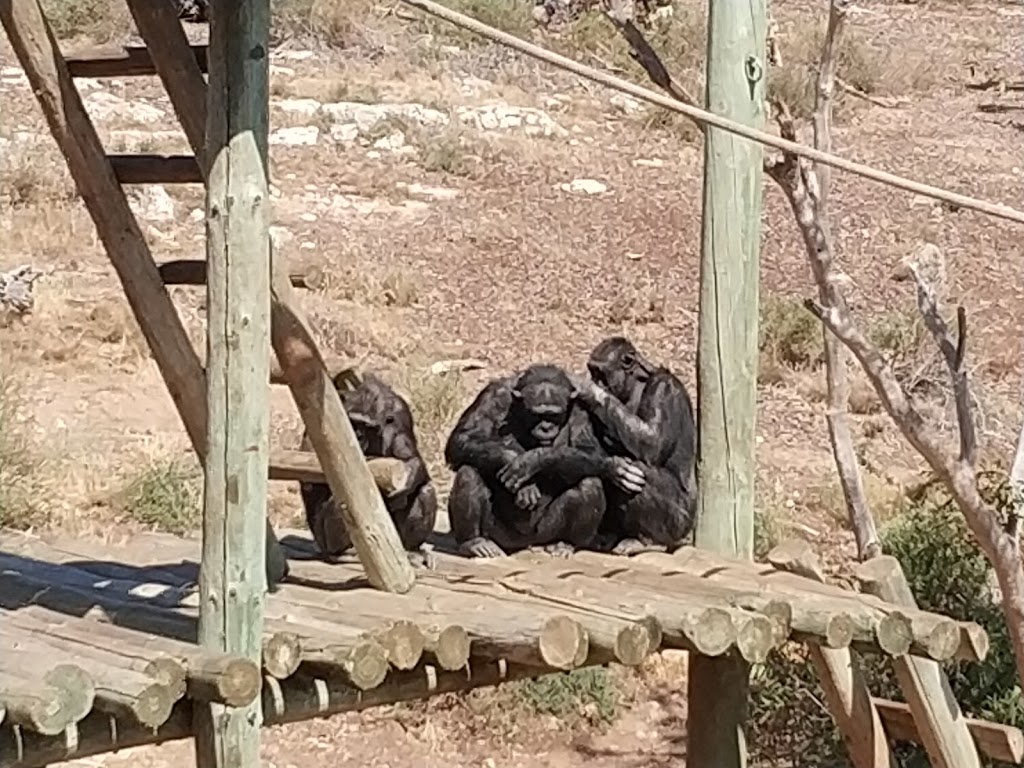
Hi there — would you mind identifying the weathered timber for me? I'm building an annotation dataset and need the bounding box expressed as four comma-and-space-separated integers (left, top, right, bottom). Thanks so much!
263, 600, 425, 672
88, 665, 176, 730
194, 2, 273, 766
0, 673, 74, 735
421, 624, 472, 671
766, 540, 893, 768
269, 452, 411, 493
180, 654, 262, 708
269, 354, 351, 385
0, 661, 535, 768
293, 635, 390, 690
0, 646, 93, 725
157, 259, 317, 291
873, 698, 1024, 765
571, 550, 980, 660
122, 3, 208, 168
856, 556, 982, 768
0, 579, 289, 686
109, 154, 203, 184
65, 44, 209, 78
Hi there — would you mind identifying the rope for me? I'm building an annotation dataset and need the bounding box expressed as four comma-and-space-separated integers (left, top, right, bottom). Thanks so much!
400, 0, 1024, 227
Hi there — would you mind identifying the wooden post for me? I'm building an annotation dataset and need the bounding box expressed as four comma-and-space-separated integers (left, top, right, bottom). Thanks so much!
686, 0, 767, 763
856, 556, 982, 768
192, 2, 271, 767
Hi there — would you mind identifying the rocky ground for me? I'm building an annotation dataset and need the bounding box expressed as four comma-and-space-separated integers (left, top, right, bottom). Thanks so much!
1, 0, 1022, 765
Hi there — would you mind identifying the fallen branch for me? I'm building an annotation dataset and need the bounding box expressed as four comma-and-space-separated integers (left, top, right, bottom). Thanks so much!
836, 77, 903, 108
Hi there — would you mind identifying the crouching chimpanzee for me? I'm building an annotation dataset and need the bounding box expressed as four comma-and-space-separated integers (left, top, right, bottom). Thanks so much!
300, 371, 438, 569
445, 364, 645, 559
572, 336, 697, 556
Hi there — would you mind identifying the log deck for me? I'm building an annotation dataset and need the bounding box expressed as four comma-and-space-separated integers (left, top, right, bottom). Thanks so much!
0, 528, 1013, 768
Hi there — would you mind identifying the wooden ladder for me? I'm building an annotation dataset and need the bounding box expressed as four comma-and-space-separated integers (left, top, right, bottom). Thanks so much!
0, 0, 415, 593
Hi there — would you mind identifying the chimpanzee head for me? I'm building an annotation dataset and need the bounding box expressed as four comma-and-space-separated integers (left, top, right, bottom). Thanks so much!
336, 372, 412, 458
586, 336, 653, 403
510, 364, 576, 448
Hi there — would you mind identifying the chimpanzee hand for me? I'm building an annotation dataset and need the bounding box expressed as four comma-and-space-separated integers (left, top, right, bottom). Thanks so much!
568, 374, 606, 407
496, 450, 542, 493
608, 456, 646, 494
515, 483, 543, 511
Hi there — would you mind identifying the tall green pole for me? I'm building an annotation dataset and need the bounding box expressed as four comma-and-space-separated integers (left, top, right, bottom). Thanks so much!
193, 1, 272, 766
686, 0, 766, 763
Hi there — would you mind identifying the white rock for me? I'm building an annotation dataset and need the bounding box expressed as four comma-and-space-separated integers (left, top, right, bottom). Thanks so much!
299, 213, 317, 222
633, 158, 664, 169
269, 125, 320, 146
399, 182, 460, 201
0, 66, 23, 78
372, 131, 406, 151
128, 185, 176, 222
85, 91, 165, 123
456, 103, 565, 137
300, 241, 317, 250
275, 98, 321, 117
610, 93, 643, 115
189, 208, 205, 222
330, 123, 360, 143
559, 178, 607, 195
109, 129, 183, 152
269, 226, 294, 248
321, 102, 449, 133
269, 64, 295, 76
278, 50, 314, 61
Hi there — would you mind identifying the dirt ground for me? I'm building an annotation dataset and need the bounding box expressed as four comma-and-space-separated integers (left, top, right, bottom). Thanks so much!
1, 0, 1022, 765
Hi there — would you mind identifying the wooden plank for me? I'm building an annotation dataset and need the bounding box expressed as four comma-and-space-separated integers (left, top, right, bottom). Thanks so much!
856, 557, 982, 768
192, 1, 271, 766
122, 5, 209, 169
686, 0, 767, 764
109, 154, 203, 185
65, 44, 209, 78
0, 0, 207, 452
873, 698, 1024, 765
157, 259, 315, 290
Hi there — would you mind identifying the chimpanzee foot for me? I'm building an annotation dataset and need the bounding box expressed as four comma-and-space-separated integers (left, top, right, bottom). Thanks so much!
611, 537, 668, 556
459, 537, 508, 559
543, 541, 575, 559
407, 547, 438, 570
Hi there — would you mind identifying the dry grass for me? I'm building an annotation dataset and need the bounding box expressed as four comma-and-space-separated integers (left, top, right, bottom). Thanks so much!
0, 374, 47, 529
109, 459, 203, 535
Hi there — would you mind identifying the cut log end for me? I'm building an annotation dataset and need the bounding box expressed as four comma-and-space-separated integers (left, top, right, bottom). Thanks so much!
146, 657, 187, 701
2, 683, 71, 735
344, 641, 390, 690
959, 622, 990, 663
44, 663, 96, 721
614, 622, 653, 666
917, 618, 961, 662
684, 607, 736, 657
876, 611, 913, 656
538, 616, 587, 670
192, 657, 263, 708
735, 614, 775, 663
760, 600, 794, 646
379, 621, 426, 671
263, 632, 302, 679
429, 625, 471, 671
822, 613, 855, 649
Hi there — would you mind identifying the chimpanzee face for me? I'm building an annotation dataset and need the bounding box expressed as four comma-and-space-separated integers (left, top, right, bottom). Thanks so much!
588, 337, 650, 403
511, 370, 575, 448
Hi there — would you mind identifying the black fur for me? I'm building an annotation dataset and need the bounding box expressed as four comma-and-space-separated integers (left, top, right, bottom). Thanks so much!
444, 364, 615, 558
300, 371, 438, 568
576, 336, 697, 555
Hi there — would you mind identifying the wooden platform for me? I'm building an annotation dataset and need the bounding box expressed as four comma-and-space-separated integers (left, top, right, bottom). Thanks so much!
0, 528, 1012, 768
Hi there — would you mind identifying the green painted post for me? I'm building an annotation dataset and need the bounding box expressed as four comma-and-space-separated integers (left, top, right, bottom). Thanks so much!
193, 1, 272, 766
685, 0, 767, 763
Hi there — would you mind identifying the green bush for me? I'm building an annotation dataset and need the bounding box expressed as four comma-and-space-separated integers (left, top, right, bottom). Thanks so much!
516, 667, 620, 725
748, 473, 1022, 767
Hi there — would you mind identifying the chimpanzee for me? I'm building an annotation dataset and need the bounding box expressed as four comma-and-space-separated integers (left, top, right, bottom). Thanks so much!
445, 364, 645, 559
300, 371, 438, 569
571, 336, 697, 556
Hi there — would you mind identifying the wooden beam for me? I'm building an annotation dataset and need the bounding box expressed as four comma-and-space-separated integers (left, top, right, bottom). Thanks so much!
0, 1, 207, 455
856, 557, 982, 768
65, 44, 209, 78
686, 0, 767, 763
121, 5, 209, 169
192, 2, 271, 767
873, 698, 1024, 765
109, 154, 203, 185
157, 259, 316, 290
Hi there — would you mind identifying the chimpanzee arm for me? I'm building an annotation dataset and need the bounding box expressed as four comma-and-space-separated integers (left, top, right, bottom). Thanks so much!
502, 409, 614, 488
387, 430, 430, 498
581, 373, 682, 465
444, 379, 519, 477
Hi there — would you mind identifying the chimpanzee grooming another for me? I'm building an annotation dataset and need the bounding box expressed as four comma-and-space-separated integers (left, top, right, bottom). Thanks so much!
445, 364, 645, 559
572, 336, 697, 556
300, 371, 438, 569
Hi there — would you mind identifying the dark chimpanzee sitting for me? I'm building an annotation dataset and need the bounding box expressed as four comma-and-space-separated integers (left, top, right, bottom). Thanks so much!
300, 371, 438, 569
445, 364, 645, 559
571, 336, 697, 556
